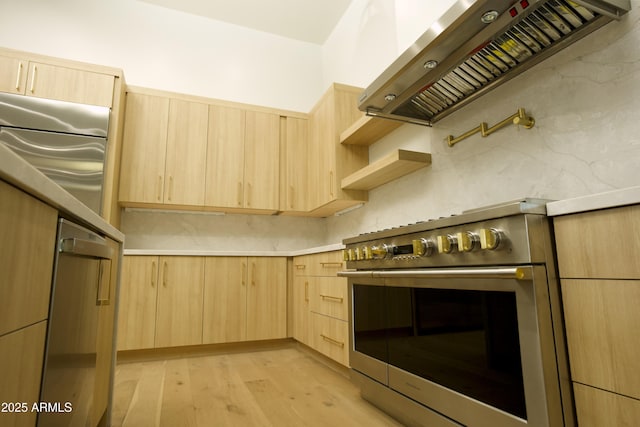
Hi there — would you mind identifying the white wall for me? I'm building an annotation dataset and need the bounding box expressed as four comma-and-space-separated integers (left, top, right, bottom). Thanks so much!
0, 0, 324, 112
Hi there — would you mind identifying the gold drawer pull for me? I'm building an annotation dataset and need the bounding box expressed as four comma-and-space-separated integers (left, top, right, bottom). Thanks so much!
321, 334, 344, 348
295, 264, 306, 270
320, 294, 343, 303
320, 262, 343, 267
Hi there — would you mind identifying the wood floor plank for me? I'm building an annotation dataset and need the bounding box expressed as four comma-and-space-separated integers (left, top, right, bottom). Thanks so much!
188, 355, 270, 426
118, 361, 166, 427
113, 346, 402, 427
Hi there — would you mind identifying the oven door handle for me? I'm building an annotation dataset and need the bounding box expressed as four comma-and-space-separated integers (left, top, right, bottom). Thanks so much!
338, 266, 532, 280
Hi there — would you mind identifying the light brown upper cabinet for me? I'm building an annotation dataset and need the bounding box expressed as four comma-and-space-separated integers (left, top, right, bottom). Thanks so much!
119, 92, 208, 208
206, 106, 280, 213
119, 93, 169, 205
307, 83, 368, 216
280, 116, 310, 213
0, 53, 115, 107
164, 99, 208, 206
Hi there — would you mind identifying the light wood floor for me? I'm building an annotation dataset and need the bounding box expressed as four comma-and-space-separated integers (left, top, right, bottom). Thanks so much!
111, 344, 403, 427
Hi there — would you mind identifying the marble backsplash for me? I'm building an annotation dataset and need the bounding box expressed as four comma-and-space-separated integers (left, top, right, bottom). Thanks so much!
120, 210, 328, 251
123, 1, 639, 251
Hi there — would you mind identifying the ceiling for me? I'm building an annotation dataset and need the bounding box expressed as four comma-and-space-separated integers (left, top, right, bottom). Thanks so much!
139, 0, 353, 44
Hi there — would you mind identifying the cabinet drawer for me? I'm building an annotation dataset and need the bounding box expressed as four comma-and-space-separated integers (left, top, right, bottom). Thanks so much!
0, 180, 57, 336
293, 251, 345, 277
0, 321, 47, 427
562, 279, 640, 399
554, 205, 640, 279
574, 383, 640, 427
310, 277, 348, 321
310, 313, 349, 367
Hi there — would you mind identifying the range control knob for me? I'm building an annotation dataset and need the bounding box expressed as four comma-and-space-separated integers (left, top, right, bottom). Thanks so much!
412, 238, 435, 257
371, 244, 392, 259
479, 228, 502, 250
354, 247, 362, 260
342, 249, 350, 261
457, 231, 479, 252
437, 234, 457, 254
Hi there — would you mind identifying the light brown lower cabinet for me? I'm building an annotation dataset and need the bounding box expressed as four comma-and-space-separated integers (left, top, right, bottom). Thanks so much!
203, 257, 287, 344
118, 255, 286, 351
292, 251, 349, 366
554, 205, 640, 426
155, 256, 204, 348
0, 322, 47, 427
117, 256, 158, 350
117, 256, 205, 350
292, 275, 310, 345
0, 179, 57, 427
573, 383, 640, 427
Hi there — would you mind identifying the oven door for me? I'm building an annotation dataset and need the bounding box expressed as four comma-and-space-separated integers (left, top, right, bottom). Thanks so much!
342, 266, 564, 427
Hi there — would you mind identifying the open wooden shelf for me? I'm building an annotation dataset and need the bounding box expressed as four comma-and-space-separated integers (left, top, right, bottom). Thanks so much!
340, 115, 403, 146
341, 149, 431, 191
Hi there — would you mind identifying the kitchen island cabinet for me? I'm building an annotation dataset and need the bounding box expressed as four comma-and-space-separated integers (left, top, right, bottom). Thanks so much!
0, 179, 57, 427
553, 204, 640, 426
1, 142, 124, 427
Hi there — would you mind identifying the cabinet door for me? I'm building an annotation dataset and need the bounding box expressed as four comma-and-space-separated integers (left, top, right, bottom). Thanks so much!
119, 93, 169, 204
117, 256, 159, 351
0, 322, 47, 427
562, 279, 640, 400
246, 257, 287, 341
203, 257, 247, 344
0, 54, 27, 95
155, 257, 204, 348
205, 105, 246, 208
244, 111, 280, 211
309, 94, 334, 208
0, 180, 57, 336
164, 99, 208, 206
281, 117, 309, 212
573, 383, 640, 427
26, 62, 115, 107
292, 275, 310, 345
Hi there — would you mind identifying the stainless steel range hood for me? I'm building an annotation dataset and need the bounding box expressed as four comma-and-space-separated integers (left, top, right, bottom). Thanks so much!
359, 0, 630, 126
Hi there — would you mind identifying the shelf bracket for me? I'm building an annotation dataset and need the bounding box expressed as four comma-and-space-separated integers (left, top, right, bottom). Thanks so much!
446, 108, 535, 147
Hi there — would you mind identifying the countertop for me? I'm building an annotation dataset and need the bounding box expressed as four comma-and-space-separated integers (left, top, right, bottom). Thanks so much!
123, 243, 345, 257
0, 143, 124, 242
546, 186, 640, 217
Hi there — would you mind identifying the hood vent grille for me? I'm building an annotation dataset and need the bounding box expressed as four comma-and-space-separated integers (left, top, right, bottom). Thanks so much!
360, 0, 630, 126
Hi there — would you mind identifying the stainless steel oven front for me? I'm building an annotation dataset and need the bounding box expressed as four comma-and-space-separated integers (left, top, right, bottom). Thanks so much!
339, 200, 574, 427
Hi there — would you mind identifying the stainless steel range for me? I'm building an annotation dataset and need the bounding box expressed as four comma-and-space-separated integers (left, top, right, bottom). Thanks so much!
339, 199, 573, 427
